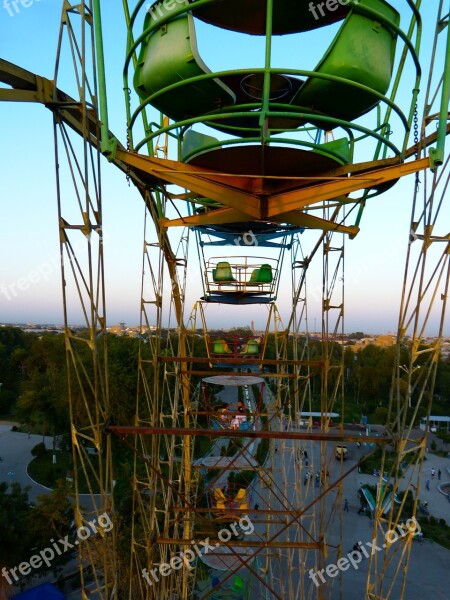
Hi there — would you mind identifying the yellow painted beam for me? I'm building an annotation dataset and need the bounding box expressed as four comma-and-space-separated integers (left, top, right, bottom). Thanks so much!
267, 157, 431, 217
0, 89, 45, 102
160, 207, 251, 228
161, 205, 358, 236
273, 210, 359, 236
115, 149, 261, 218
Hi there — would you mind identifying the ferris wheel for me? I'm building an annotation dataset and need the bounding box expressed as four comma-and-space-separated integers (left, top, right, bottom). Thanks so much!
0, 1, 449, 599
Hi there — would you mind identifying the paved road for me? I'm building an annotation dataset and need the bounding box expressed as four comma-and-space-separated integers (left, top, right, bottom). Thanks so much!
2, 410, 450, 600
0, 425, 54, 502
217, 386, 450, 600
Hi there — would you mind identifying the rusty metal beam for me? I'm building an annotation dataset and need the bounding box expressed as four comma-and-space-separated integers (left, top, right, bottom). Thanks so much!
173, 507, 315, 515
108, 425, 389, 444
158, 356, 323, 366
157, 538, 321, 549
179, 369, 299, 378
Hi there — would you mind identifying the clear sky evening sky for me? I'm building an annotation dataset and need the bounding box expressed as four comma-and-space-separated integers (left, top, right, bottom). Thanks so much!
0, 1, 448, 334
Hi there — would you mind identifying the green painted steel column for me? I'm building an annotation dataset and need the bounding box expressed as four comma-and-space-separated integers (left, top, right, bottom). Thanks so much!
259, 0, 273, 139
92, 0, 115, 156
430, 10, 450, 169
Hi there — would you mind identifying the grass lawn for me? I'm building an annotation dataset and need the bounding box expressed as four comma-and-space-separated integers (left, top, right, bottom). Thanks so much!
28, 450, 100, 494
418, 515, 450, 550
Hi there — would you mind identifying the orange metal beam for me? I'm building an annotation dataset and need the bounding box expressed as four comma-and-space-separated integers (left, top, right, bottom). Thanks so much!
270, 209, 360, 235
158, 356, 323, 366
161, 203, 360, 235
267, 157, 431, 217
160, 207, 252, 228
108, 425, 388, 444
179, 370, 299, 378
157, 538, 322, 549
115, 148, 261, 217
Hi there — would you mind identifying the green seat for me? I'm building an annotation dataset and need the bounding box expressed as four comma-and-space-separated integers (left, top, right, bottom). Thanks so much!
212, 261, 235, 283
240, 340, 260, 355
248, 264, 273, 284
181, 129, 221, 163
134, 2, 235, 121
291, 0, 400, 125
259, 264, 273, 283
213, 339, 232, 354
248, 269, 260, 284
232, 575, 244, 591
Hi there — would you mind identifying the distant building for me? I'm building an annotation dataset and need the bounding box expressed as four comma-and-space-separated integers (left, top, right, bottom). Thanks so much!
420, 416, 450, 433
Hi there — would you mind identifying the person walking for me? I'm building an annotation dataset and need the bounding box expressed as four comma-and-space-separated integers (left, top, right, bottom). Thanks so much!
344, 498, 349, 512
431, 468, 435, 478
438, 469, 442, 481
426, 479, 430, 490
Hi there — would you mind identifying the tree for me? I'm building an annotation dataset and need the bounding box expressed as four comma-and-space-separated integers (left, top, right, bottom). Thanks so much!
0, 480, 75, 596
15, 334, 69, 438
0, 327, 35, 416
30, 480, 74, 550
0, 482, 34, 569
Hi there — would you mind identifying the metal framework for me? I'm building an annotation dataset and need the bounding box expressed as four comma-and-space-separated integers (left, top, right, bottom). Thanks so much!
0, 1, 449, 599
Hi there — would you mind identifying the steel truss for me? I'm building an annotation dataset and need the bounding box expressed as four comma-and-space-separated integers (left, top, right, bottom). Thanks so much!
0, 1, 448, 599
53, 2, 117, 598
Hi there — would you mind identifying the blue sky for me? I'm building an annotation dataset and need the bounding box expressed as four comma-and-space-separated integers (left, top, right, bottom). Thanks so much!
0, 1, 448, 334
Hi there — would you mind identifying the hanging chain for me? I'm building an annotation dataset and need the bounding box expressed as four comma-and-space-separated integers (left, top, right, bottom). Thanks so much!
125, 87, 131, 187
413, 103, 420, 191
413, 103, 419, 157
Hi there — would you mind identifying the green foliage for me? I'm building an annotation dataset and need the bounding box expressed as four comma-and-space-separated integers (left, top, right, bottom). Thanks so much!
372, 406, 389, 425
28, 450, 99, 494
347, 332, 366, 340
359, 448, 391, 475
106, 334, 140, 424
31, 441, 48, 458
255, 437, 270, 466
436, 430, 450, 445
113, 460, 134, 522
15, 334, 69, 435
0, 327, 35, 416
0, 482, 34, 569
0, 481, 73, 585
228, 470, 254, 489
58, 432, 72, 452
193, 435, 214, 459
222, 438, 243, 457
31, 480, 74, 543
418, 515, 450, 550
394, 489, 450, 548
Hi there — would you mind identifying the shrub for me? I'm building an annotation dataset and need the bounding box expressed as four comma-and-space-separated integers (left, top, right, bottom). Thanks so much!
31, 442, 48, 458
372, 407, 388, 425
